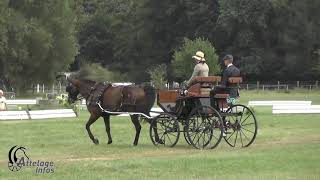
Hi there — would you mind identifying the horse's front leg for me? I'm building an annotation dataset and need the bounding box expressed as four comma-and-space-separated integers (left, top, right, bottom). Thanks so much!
86, 114, 100, 145
103, 115, 113, 144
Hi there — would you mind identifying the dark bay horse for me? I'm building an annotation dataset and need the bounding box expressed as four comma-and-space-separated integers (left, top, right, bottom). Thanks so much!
66, 77, 156, 146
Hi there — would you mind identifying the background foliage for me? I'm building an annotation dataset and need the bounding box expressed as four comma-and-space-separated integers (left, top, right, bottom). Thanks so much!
76, 63, 128, 82
173, 38, 220, 81
0, 0, 78, 92
0, 0, 319, 92
147, 64, 168, 89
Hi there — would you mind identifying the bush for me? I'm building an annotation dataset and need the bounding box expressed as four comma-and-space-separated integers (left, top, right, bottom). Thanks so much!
173, 38, 221, 81
148, 64, 168, 89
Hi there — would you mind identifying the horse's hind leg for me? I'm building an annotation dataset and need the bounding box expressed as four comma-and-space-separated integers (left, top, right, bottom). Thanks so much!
130, 115, 141, 146
103, 115, 113, 144
86, 115, 100, 145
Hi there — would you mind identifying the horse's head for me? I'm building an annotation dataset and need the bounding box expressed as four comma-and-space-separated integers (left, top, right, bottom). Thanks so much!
66, 83, 79, 104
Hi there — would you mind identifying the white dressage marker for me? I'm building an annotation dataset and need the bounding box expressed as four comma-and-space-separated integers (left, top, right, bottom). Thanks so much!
248, 101, 311, 106
273, 105, 320, 110
0, 111, 29, 120
6, 99, 38, 105
272, 105, 320, 114
273, 109, 320, 114
29, 109, 76, 119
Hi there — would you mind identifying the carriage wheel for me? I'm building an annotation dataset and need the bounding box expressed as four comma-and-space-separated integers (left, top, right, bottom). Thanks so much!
186, 106, 223, 149
183, 126, 192, 145
149, 114, 180, 147
223, 105, 257, 147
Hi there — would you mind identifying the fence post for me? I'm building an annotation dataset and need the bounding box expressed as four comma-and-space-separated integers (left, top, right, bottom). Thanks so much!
257, 81, 260, 90
59, 81, 62, 93
286, 84, 289, 91
246, 84, 249, 90
262, 85, 265, 91
37, 84, 40, 93
42, 84, 45, 93
316, 81, 319, 88
277, 81, 280, 91
297, 81, 300, 88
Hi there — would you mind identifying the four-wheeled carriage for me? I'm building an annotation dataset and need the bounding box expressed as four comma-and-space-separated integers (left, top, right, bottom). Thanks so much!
149, 76, 257, 149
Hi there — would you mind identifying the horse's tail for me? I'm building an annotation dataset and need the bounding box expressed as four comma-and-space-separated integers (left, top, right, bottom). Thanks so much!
143, 84, 156, 111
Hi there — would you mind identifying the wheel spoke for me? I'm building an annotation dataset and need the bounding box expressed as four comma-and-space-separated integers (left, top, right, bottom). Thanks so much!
241, 113, 252, 125
242, 127, 255, 134
165, 134, 173, 145
191, 132, 198, 143
242, 122, 255, 127
211, 132, 219, 140
239, 130, 244, 147
226, 130, 236, 141
167, 131, 177, 137
240, 129, 251, 142
202, 132, 206, 147
196, 133, 202, 146
233, 130, 239, 147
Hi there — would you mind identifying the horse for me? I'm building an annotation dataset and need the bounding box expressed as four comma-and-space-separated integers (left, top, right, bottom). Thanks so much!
65, 77, 157, 146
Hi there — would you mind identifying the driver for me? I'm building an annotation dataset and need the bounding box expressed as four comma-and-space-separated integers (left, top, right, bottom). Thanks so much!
211, 54, 240, 104
186, 51, 209, 86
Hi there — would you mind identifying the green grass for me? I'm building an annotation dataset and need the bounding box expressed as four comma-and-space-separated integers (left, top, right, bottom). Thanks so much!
0, 91, 320, 180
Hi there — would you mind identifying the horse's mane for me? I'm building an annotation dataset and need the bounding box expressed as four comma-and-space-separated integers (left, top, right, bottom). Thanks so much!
71, 78, 96, 87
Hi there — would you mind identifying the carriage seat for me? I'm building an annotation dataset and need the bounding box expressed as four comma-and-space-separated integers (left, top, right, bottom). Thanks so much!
189, 76, 221, 87
228, 77, 243, 84
187, 76, 221, 96
213, 94, 229, 99
213, 77, 243, 99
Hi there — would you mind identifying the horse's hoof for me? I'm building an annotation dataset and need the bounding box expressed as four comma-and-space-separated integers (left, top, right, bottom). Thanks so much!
107, 140, 112, 144
93, 139, 99, 145
133, 142, 138, 146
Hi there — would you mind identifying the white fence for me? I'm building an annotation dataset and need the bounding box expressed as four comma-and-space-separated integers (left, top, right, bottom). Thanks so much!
0, 111, 29, 120
248, 100, 320, 114
272, 105, 320, 114
6, 99, 38, 105
0, 109, 76, 121
29, 109, 76, 119
248, 101, 312, 106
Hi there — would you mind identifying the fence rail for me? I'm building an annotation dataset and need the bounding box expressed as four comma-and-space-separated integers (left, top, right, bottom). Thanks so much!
240, 80, 319, 91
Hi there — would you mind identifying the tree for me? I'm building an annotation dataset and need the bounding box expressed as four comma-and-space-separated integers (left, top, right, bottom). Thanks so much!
0, 0, 78, 92
173, 38, 220, 82
148, 64, 167, 89
77, 63, 128, 82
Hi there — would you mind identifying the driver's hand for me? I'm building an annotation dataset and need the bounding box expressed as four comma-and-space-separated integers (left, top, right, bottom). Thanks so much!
179, 89, 188, 96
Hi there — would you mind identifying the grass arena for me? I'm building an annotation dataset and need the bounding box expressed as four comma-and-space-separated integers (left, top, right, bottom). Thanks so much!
0, 90, 319, 179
